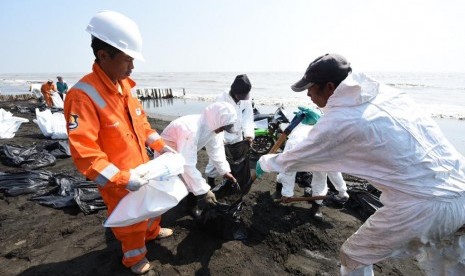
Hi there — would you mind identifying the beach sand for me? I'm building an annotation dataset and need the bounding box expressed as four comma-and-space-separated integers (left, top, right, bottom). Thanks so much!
0, 99, 425, 275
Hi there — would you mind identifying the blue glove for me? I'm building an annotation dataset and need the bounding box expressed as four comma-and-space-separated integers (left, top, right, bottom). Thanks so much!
255, 161, 265, 179
293, 106, 321, 125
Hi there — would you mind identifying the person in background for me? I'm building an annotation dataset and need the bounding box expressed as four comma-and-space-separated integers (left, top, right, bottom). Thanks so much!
160, 102, 238, 218
205, 74, 255, 188
256, 53, 465, 275
275, 123, 349, 221
40, 79, 57, 107
56, 76, 68, 100
64, 11, 174, 275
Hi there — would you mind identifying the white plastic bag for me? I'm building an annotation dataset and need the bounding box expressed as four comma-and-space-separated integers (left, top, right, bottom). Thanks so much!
34, 108, 68, 139
0, 109, 29, 139
104, 153, 188, 227
51, 92, 64, 108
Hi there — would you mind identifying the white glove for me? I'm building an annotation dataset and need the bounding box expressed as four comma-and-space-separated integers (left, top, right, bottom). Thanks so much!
197, 190, 218, 209
126, 172, 148, 191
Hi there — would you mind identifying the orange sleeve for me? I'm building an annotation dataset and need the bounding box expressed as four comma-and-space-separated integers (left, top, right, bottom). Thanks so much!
64, 92, 130, 188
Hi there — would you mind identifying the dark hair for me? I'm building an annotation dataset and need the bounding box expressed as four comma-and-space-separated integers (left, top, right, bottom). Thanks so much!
91, 36, 122, 61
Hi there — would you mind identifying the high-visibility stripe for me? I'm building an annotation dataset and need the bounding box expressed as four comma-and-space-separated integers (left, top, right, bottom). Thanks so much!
73, 82, 107, 109
124, 246, 147, 258
146, 132, 161, 146
94, 163, 120, 187
147, 218, 155, 229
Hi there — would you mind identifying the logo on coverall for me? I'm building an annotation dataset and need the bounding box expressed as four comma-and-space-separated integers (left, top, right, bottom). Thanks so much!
68, 114, 79, 130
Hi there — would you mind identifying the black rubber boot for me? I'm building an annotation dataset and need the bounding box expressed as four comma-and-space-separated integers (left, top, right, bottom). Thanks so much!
310, 203, 323, 221
271, 182, 283, 199
207, 177, 216, 189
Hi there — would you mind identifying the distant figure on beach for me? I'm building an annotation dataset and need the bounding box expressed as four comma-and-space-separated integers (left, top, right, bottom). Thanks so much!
255, 53, 465, 275
64, 10, 175, 275
56, 76, 68, 100
40, 79, 57, 107
160, 102, 238, 218
205, 74, 255, 188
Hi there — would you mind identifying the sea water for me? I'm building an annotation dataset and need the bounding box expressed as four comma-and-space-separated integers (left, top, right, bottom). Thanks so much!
1, 71, 464, 154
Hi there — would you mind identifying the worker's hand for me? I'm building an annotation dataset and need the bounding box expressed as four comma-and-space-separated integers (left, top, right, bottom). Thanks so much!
294, 106, 321, 125
255, 161, 265, 179
197, 190, 218, 210
223, 172, 240, 191
223, 172, 237, 183
160, 145, 177, 154
126, 172, 148, 191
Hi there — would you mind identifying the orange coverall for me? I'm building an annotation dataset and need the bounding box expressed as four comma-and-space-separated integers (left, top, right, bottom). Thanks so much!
40, 82, 56, 107
64, 63, 166, 267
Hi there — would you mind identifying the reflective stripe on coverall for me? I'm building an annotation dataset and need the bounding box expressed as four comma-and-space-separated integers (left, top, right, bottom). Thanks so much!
276, 124, 348, 203
205, 90, 254, 178
161, 102, 236, 195
259, 72, 465, 275
64, 63, 166, 267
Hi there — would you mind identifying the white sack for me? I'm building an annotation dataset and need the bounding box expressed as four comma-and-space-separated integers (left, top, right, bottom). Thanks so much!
104, 152, 188, 227
0, 109, 29, 139
51, 92, 64, 108
34, 108, 68, 139
133, 152, 185, 181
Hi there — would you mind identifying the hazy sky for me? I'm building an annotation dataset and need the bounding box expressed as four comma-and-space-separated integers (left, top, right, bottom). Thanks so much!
1, 0, 464, 73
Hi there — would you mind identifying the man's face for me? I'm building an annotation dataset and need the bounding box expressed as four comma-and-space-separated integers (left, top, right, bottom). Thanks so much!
307, 83, 334, 108
100, 51, 134, 83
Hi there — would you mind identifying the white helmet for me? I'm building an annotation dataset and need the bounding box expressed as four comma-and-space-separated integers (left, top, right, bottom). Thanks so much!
86, 10, 145, 61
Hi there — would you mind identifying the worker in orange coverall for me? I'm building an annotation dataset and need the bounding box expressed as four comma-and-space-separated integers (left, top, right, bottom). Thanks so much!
64, 10, 174, 275
40, 79, 57, 107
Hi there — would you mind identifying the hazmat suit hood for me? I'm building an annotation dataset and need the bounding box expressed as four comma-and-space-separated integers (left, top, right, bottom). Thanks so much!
201, 102, 237, 132
326, 72, 380, 108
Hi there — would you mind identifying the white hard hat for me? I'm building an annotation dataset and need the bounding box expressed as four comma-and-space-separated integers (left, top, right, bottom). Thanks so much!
86, 10, 145, 61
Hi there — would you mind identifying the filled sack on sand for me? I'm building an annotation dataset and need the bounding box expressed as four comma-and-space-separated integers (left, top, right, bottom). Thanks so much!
104, 153, 188, 227
0, 144, 56, 169
0, 170, 53, 197
0, 108, 29, 139
34, 108, 68, 139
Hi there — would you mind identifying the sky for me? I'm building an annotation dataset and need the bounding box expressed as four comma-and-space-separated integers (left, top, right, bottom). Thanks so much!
1, 0, 464, 74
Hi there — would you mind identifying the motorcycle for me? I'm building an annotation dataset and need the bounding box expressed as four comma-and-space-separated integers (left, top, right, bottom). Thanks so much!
250, 103, 290, 155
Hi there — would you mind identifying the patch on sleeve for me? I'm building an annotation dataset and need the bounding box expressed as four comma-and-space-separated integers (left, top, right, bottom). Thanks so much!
68, 114, 79, 130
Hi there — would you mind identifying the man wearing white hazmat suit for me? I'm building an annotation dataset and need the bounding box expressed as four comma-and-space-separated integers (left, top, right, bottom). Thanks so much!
256, 53, 465, 275
160, 102, 238, 217
205, 74, 255, 188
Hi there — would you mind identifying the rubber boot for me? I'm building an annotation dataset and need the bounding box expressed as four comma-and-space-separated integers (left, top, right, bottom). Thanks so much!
207, 177, 216, 189
310, 203, 323, 221
271, 182, 283, 199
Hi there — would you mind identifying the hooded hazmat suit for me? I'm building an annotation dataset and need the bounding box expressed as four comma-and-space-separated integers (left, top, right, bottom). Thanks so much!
161, 102, 237, 196
64, 63, 166, 268
258, 72, 465, 275
205, 90, 254, 178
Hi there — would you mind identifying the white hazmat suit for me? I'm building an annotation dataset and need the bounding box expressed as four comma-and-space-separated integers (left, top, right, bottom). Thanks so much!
161, 102, 237, 196
205, 90, 255, 178
259, 72, 465, 275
